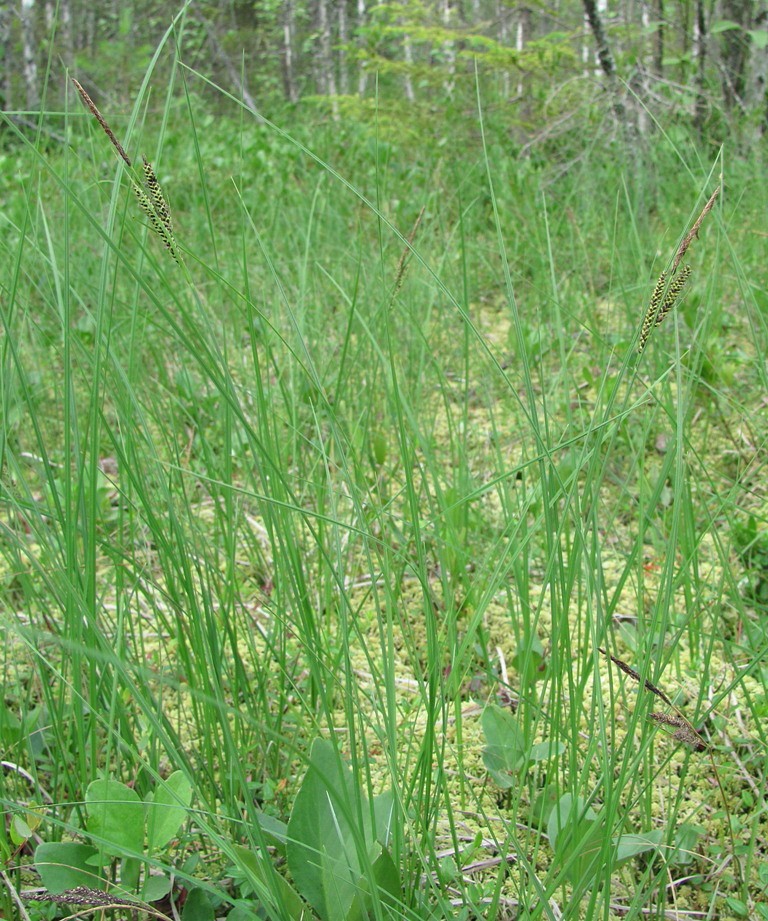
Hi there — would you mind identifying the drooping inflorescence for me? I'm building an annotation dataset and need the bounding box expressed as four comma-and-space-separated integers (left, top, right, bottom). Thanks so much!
637, 264, 692, 354
72, 78, 181, 265
133, 157, 180, 263
655, 263, 692, 328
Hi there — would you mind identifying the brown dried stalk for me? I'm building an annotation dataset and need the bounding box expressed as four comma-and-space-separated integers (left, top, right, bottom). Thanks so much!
71, 79, 132, 168
672, 186, 720, 273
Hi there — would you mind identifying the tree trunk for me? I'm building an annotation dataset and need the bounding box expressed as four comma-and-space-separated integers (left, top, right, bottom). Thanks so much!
581, 0, 630, 128
20, 0, 40, 109
357, 0, 367, 93
515, 8, 530, 97
652, 0, 663, 76
693, 0, 707, 133
0, 2, 12, 108
403, 32, 415, 102
338, 0, 349, 95
441, 0, 455, 97
281, 0, 299, 102
720, 0, 754, 112
316, 0, 339, 115
582, 0, 617, 81
496, 0, 510, 97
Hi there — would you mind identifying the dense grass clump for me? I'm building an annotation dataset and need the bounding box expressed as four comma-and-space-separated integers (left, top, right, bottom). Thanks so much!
1, 40, 767, 921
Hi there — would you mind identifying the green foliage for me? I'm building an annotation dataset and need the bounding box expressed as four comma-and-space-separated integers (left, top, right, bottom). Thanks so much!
734, 515, 768, 607
33, 773, 192, 900
285, 738, 400, 920
481, 704, 565, 789
547, 795, 661, 893
1, 26, 767, 919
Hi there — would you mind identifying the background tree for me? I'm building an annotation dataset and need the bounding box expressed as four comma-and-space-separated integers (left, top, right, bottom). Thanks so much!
3, 0, 768, 143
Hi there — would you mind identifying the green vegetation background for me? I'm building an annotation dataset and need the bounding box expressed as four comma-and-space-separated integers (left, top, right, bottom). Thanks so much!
1, 20, 768, 921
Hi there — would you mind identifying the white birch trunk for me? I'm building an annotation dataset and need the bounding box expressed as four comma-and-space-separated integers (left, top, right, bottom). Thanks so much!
338, 0, 349, 94
357, 0, 367, 93
282, 0, 299, 102
317, 0, 339, 116
496, 0, 510, 98
441, 0, 455, 97
21, 0, 39, 109
403, 33, 415, 102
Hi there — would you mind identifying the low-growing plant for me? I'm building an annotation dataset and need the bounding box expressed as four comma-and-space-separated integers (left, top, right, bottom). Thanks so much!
232, 737, 401, 920
31, 771, 192, 904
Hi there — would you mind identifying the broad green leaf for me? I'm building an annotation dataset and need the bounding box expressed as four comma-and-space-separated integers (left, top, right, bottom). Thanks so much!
287, 738, 373, 921
141, 873, 173, 902
121, 856, 141, 891
233, 844, 306, 920
512, 634, 546, 684
725, 896, 749, 917
86, 779, 144, 857
255, 811, 289, 854
228, 905, 261, 921
11, 815, 33, 844
146, 771, 192, 852
748, 29, 768, 49
613, 830, 663, 865
182, 887, 214, 921
547, 794, 597, 853
344, 845, 402, 921
481, 704, 527, 787
35, 841, 104, 893
671, 823, 705, 867
710, 19, 741, 32
373, 790, 396, 847
528, 740, 566, 763
547, 795, 610, 892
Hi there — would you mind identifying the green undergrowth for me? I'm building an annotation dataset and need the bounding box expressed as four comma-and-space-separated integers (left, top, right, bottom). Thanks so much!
1, 25, 768, 921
